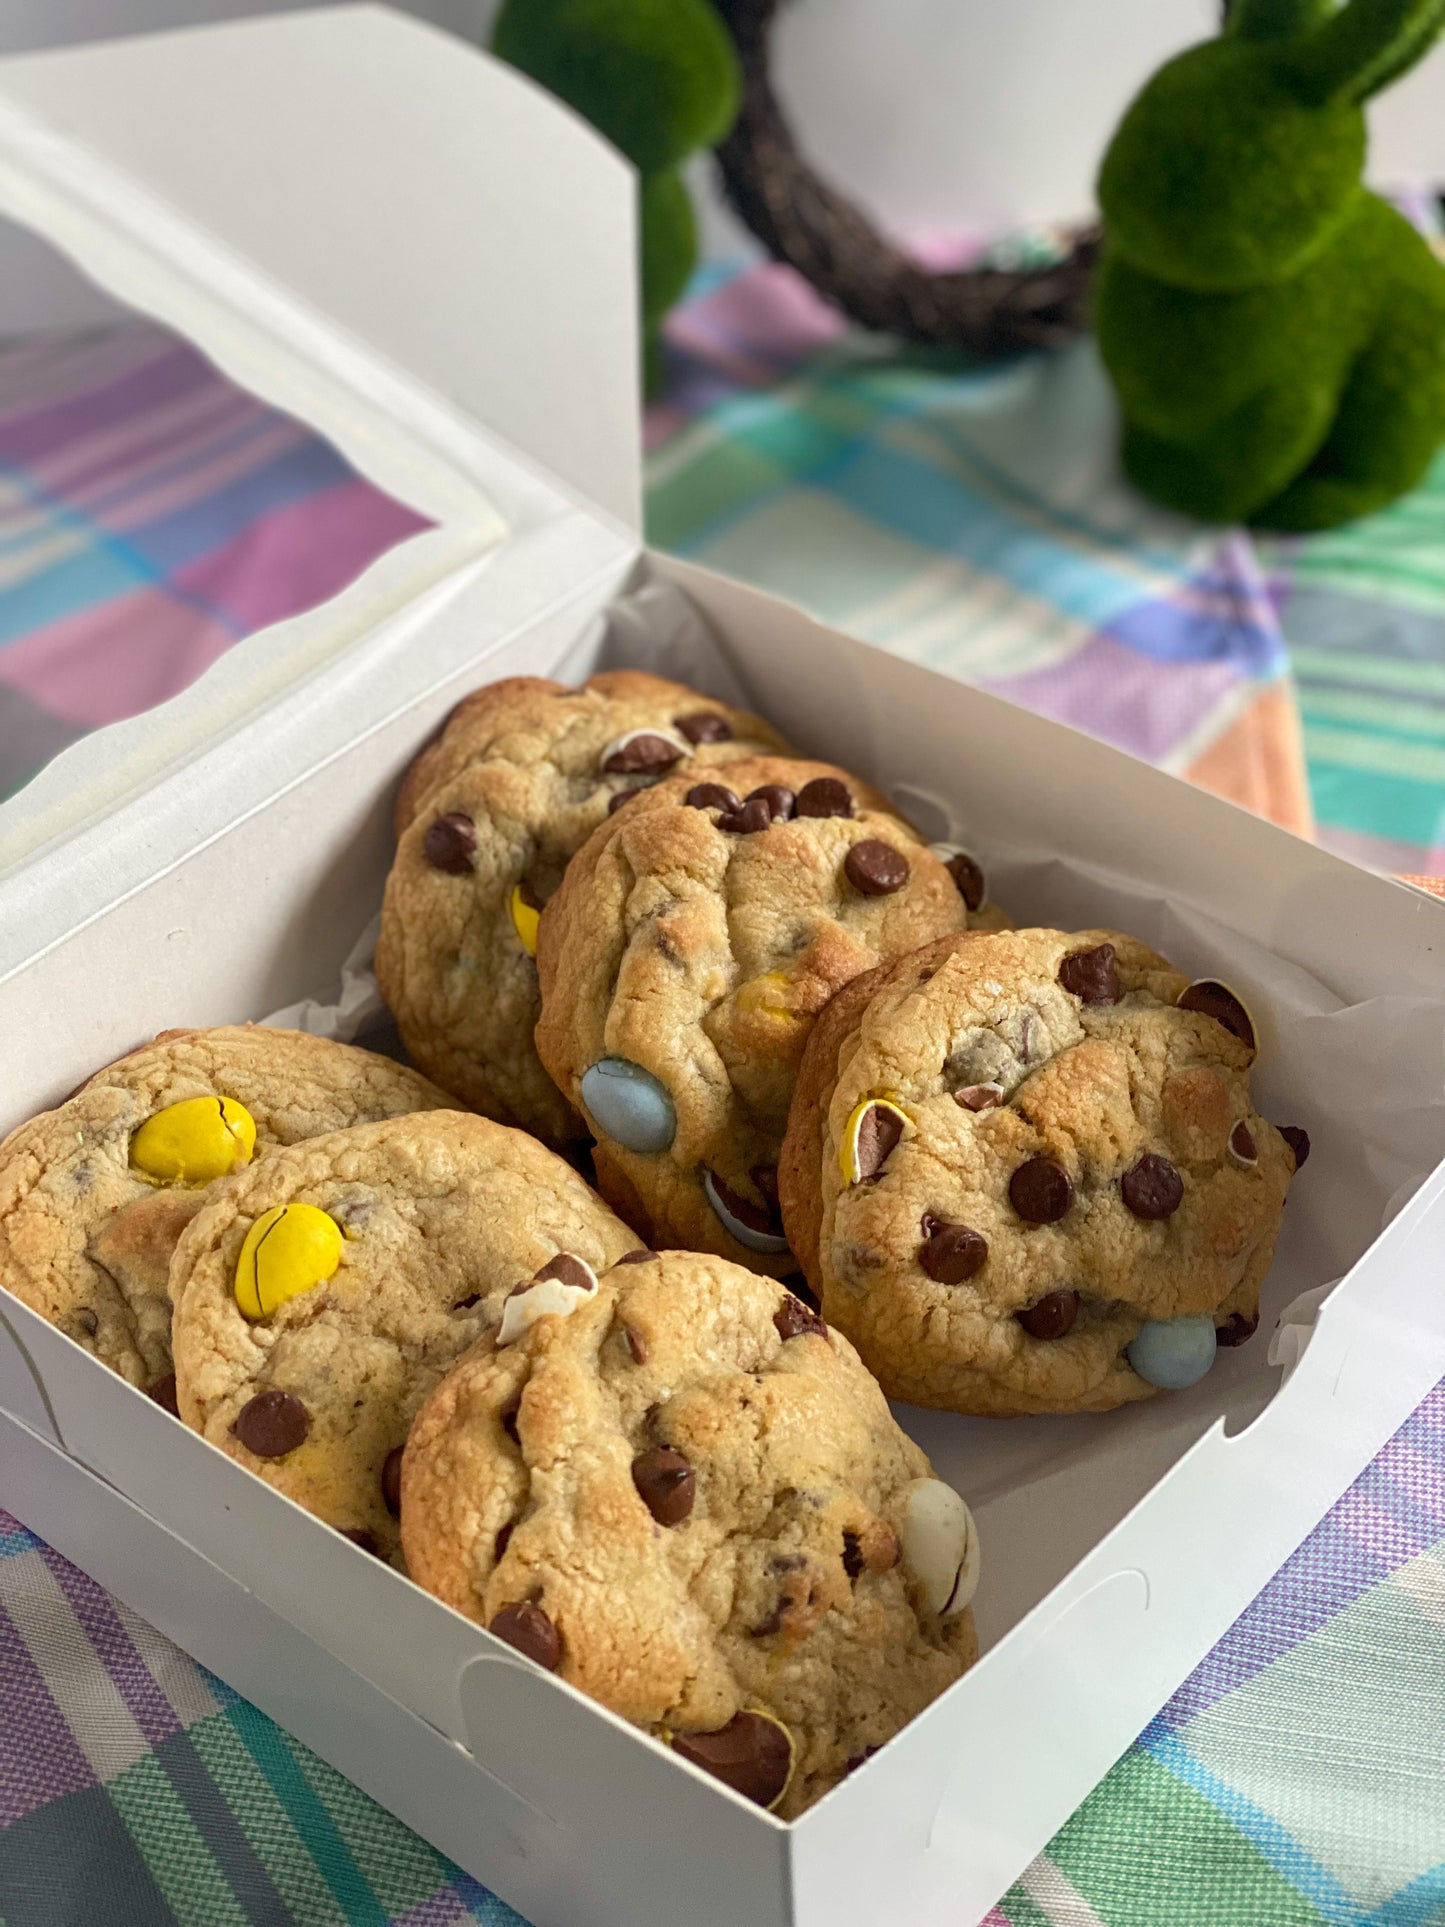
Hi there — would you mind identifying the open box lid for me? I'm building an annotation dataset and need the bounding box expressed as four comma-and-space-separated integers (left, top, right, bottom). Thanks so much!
0, 6, 646, 943
0, 3, 643, 533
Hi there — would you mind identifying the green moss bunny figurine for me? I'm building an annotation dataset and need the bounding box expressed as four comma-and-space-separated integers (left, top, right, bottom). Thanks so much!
493, 0, 740, 396
1095, 0, 1445, 530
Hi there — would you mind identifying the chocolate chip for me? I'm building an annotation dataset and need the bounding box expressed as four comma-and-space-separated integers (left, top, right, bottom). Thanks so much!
494, 1521, 514, 1561
453, 1292, 481, 1311
602, 733, 683, 775
232, 1389, 310, 1459
1121, 1154, 1184, 1220
774, 1293, 828, 1342
675, 712, 733, 745
1280, 1126, 1311, 1170
1058, 943, 1118, 1005
330, 1196, 375, 1233
746, 785, 795, 821
672, 1712, 792, 1809
845, 1747, 880, 1775
718, 798, 772, 835
534, 1253, 594, 1292
919, 1216, 988, 1284
944, 852, 985, 912
842, 1531, 864, 1580
654, 919, 685, 970
1015, 1290, 1080, 1340
685, 781, 741, 813
1229, 1121, 1258, 1166
422, 812, 476, 874
147, 1372, 179, 1416
749, 1602, 784, 1639
624, 1324, 650, 1364
795, 776, 853, 819
616, 1248, 658, 1265
1009, 1158, 1074, 1224
1216, 1310, 1259, 1347
751, 1165, 780, 1211
343, 1528, 382, 1558
381, 1447, 404, 1517
489, 1600, 560, 1671
608, 788, 641, 814
954, 1083, 1003, 1112
632, 1445, 696, 1526
844, 840, 909, 897
74, 1307, 99, 1338
1178, 980, 1256, 1050
854, 1102, 904, 1180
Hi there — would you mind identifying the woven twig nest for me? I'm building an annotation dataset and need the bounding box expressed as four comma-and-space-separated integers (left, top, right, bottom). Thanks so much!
711, 0, 1098, 355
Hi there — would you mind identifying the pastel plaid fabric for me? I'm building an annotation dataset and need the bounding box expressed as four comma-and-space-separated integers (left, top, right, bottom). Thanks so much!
647, 239, 1445, 877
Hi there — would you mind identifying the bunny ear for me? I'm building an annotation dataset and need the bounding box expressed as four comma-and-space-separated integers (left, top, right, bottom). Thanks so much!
1286, 0, 1445, 100
1347, 0, 1445, 89
1227, 0, 1333, 39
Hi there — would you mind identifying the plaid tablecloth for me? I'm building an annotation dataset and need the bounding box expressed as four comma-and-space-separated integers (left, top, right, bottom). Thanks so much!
4, 257, 1445, 1925
650, 234, 1445, 879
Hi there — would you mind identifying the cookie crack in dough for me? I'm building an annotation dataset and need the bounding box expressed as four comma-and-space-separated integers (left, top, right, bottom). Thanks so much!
80, 1250, 143, 1335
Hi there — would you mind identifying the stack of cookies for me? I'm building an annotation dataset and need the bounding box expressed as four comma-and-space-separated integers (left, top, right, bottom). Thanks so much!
0, 667, 1309, 1820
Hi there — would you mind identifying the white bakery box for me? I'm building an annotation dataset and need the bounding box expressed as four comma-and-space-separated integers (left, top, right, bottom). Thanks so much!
1, 11, 1443, 1925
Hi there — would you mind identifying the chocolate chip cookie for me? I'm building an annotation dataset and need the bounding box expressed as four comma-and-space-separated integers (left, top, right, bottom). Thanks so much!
377, 672, 789, 1142
0, 1028, 454, 1396
780, 929, 1305, 1416
534, 757, 1000, 1270
401, 1250, 978, 1816
168, 1111, 637, 1564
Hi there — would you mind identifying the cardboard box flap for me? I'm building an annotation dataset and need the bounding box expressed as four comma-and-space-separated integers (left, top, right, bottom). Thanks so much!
0, 4, 642, 531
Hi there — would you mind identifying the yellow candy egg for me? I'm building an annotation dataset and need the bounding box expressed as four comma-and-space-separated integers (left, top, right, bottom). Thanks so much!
234, 1202, 343, 1322
130, 1096, 256, 1186
735, 971, 806, 1025
840, 1095, 912, 1186
509, 883, 541, 957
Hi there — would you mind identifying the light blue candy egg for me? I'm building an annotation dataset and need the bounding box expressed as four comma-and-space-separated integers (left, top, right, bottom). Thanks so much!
1127, 1314, 1217, 1390
703, 1169, 791, 1255
580, 1058, 676, 1154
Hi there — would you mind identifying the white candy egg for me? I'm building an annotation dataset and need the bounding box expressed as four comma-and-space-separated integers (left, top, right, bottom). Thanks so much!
497, 1256, 599, 1345
899, 1478, 980, 1618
